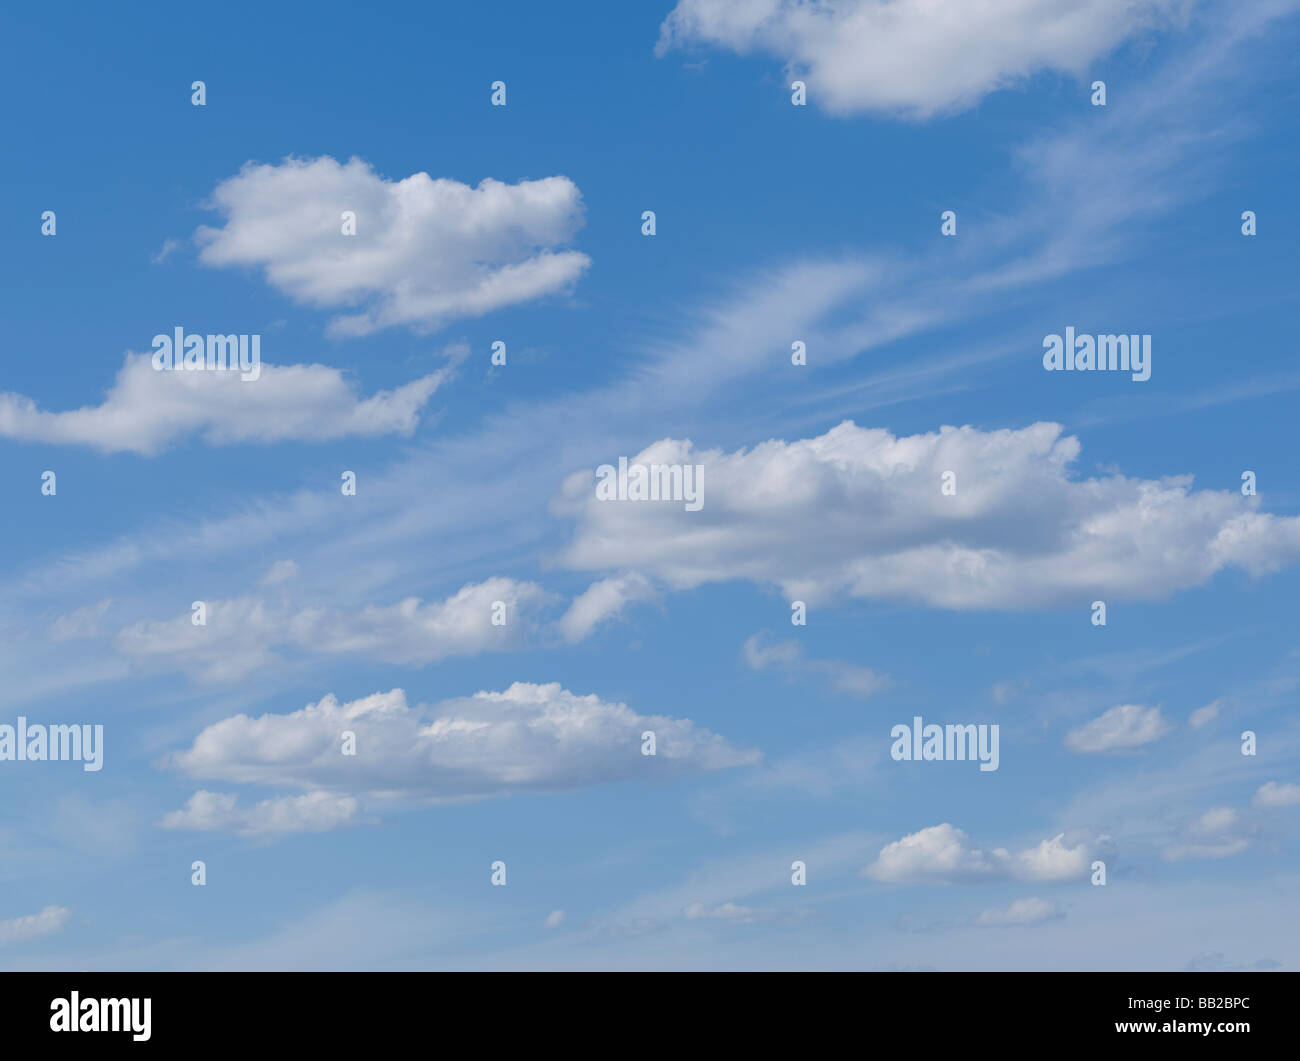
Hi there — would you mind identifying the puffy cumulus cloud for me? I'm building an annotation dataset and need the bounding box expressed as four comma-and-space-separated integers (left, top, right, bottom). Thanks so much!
555, 421, 1300, 610
864, 824, 1095, 884
973, 897, 1064, 928
1065, 704, 1172, 754
116, 577, 553, 682
558, 573, 660, 643
742, 631, 888, 698
196, 156, 590, 336
1253, 781, 1300, 809
657, 0, 1189, 118
160, 790, 359, 838
0, 905, 71, 946
164, 682, 758, 806
0, 352, 453, 456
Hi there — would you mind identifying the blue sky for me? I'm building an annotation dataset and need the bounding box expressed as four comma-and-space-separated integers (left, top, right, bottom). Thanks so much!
1, 0, 1299, 970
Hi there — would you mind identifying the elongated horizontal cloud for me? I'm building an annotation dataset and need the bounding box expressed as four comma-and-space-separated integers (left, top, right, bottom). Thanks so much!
164, 682, 758, 807
974, 897, 1064, 927
117, 577, 552, 682
0, 353, 452, 455
160, 791, 360, 838
196, 156, 590, 335
556, 421, 1300, 610
864, 824, 1095, 883
0, 905, 70, 946
1253, 781, 1300, 809
1065, 704, 1171, 753
657, 0, 1188, 118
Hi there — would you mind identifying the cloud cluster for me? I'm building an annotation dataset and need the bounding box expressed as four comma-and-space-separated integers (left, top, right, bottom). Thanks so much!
557, 421, 1300, 610
163, 682, 758, 830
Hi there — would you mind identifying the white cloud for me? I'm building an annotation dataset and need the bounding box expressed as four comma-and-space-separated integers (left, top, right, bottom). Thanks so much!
0, 352, 454, 455
1065, 704, 1172, 753
682, 901, 766, 923
1253, 781, 1300, 809
117, 577, 552, 682
1161, 804, 1249, 861
0, 905, 71, 946
974, 897, 1064, 927
260, 560, 299, 587
742, 631, 888, 698
657, 0, 1189, 118
160, 790, 359, 838
558, 573, 659, 643
1189, 699, 1222, 728
164, 682, 758, 809
196, 156, 589, 336
544, 910, 565, 929
864, 824, 1093, 883
557, 422, 1300, 610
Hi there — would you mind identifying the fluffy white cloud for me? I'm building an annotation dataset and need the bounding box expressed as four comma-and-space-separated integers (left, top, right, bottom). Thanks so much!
164, 682, 758, 807
657, 0, 1189, 118
117, 577, 552, 682
196, 156, 589, 335
0, 905, 71, 946
1252, 781, 1300, 809
742, 631, 888, 698
557, 422, 1300, 610
0, 352, 453, 455
544, 910, 566, 929
558, 573, 660, 643
160, 790, 359, 838
864, 824, 1094, 883
1065, 704, 1171, 754
973, 897, 1064, 927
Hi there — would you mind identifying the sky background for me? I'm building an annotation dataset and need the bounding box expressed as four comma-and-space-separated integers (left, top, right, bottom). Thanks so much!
1, 0, 1298, 970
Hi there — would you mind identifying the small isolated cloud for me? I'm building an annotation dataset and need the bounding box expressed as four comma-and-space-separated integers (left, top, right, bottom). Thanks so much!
544, 910, 565, 929
1189, 699, 1222, 728
865, 824, 1095, 884
683, 901, 767, 924
0, 905, 71, 946
973, 897, 1064, 928
151, 237, 181, 264
196, 156, 590, 336
657, 0, 1189, 119
0, 353, 454, 455
558, 573, 659, 643
1253, 781, 1300, 809
1065, 704, 1171, 754
260, 560, 299, 587
160, 790, 359, 838
742, 630, 888, 698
